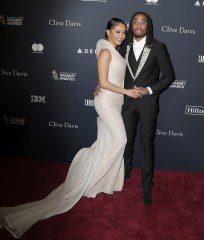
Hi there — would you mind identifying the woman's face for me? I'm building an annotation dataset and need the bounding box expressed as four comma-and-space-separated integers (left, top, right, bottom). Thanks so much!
107, 23, 126, 48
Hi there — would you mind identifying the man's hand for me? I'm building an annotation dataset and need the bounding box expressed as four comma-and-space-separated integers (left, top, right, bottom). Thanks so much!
133, 85, 150, 97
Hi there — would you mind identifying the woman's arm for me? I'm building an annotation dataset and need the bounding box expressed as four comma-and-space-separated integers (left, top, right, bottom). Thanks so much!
97, 49, 141, 98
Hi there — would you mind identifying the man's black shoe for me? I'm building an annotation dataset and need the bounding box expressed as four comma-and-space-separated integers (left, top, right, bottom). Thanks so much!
143, 189, 152, 206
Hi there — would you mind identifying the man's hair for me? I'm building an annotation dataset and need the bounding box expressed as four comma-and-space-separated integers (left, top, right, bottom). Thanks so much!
123, 12, 154, 47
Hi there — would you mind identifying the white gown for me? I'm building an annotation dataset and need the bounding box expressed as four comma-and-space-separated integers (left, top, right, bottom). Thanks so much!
0, 39, 127, 238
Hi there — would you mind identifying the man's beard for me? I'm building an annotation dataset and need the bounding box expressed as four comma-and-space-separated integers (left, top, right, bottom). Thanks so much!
133, 32, 146, 39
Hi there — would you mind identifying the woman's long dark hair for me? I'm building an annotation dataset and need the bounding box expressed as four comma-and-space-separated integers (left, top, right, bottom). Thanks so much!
105, 18, 126, 39
122, 12, 154, 47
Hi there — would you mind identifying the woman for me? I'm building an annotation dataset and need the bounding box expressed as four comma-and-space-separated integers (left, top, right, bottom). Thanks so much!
0, 18, 139, 238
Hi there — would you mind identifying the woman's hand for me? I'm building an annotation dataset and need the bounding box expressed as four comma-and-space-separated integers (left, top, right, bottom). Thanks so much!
126, 88, 143, 98
94, 84, 101, 97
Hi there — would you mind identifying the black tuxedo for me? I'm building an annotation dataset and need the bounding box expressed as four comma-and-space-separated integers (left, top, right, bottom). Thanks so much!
120, 39, 175, 190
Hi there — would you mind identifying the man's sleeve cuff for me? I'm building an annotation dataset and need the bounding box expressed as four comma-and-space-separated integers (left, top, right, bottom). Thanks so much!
146, 87, 153, 95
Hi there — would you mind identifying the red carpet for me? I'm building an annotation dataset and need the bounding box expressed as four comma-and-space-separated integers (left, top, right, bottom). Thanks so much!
0, 156, 203, 240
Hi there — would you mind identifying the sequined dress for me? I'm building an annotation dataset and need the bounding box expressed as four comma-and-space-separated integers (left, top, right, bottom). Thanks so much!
0, 39, 127, 238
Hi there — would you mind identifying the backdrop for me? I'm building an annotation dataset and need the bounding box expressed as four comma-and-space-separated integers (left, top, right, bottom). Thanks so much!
0, 0, 203, 172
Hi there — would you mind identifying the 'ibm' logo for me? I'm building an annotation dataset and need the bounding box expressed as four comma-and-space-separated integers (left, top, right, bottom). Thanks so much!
31, 95, 46, 103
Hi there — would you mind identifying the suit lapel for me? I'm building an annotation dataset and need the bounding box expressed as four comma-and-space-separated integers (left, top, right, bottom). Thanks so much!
126, 44, 152, 81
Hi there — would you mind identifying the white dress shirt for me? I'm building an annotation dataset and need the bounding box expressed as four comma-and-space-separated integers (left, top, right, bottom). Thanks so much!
133, 36, 146, 61
133, 36, 153, 94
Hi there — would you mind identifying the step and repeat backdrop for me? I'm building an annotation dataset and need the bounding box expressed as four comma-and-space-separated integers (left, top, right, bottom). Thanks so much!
0, 0, 203, 172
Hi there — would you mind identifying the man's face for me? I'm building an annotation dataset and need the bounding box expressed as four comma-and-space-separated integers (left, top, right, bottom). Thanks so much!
131, 13, 148, 41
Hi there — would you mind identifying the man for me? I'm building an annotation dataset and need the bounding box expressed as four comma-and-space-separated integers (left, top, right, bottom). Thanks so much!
119, 12, 175, 206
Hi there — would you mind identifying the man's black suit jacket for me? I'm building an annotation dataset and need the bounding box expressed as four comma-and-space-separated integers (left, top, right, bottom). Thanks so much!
119, 39, 175, 113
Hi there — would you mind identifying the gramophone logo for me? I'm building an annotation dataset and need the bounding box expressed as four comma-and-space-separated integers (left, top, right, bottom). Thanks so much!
0, 15, 7, 25
52, 70, 59, 80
